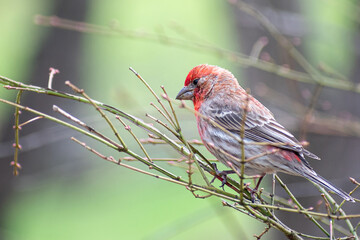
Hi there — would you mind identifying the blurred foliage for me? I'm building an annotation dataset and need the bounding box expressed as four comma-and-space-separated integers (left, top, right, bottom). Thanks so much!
301, 0, 356, 75
0, 0, 52, 135
83, 0, 240, 104
1, 0, 264, 240
5, 164, 259, 240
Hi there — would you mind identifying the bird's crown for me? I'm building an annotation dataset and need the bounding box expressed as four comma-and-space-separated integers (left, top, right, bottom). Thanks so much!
184, 64, 218, 86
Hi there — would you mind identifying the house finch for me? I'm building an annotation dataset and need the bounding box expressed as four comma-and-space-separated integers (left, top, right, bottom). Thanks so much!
176, 64, 354, 202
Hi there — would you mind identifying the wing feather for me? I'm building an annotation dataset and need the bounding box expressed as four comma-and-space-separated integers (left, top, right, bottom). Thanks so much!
207, 103, 320, 160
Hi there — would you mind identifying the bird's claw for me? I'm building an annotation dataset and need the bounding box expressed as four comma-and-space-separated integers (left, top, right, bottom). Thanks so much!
210, 163, 235, 190
250, 189, 258, 203
242, 183, 258, 202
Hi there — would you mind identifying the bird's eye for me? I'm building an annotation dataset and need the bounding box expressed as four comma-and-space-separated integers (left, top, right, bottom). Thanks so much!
193, 78, 199, 85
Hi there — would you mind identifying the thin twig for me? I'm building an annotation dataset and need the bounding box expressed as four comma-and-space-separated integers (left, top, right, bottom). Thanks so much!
240, 90, 250, 201
319, 188, 359, 239
254, 224, 271, 240
32, 16, 360, 94
53, 105, 181, 180
231, 0, 326, 85
275, 175, 330, 236
65, 81, 128, 150
146, 113, 179, 137
53, 105, 124, 151
161, 87, 180, 131
0, 99, 119, 152
335, 178, 360, 211
116, 116, 153, 163
48, 68, 59, 89
71, 137, 114, 161
12, 90, 23, 176
250, 36, 269, 62
129, 67, 177, 129
246, 201, 360, 220
18, 116, 44, 128
244, 148, 279, 162
149, 102, 177, 131
300, 84, 323, 140
121, 157, 188, 162
271, 174, 276, 214
139, 138, 203, 145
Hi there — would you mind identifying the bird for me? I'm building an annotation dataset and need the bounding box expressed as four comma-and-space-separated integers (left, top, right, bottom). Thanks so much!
176, 64, 355, 202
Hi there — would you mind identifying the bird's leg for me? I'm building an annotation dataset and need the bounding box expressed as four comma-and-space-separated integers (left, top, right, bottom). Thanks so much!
210, 163, 235, 189
210, 163, 221, 184
250, 175, 265, 202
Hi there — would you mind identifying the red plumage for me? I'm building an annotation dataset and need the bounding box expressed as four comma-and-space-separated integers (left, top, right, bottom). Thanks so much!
176, 64, 354, 202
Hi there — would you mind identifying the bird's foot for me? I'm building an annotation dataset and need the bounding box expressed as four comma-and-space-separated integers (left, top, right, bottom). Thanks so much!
243, 183, 258, 202
210, 163, 235, 190
250, 188, 259, 203
250, 175, 265, 202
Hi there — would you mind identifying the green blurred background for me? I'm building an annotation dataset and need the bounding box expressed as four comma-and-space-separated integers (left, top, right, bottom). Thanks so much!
0, 0, 254, 239
1, 0, 359, 239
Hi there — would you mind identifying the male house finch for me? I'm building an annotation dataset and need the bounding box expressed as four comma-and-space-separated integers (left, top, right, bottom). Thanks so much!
176, 64, 354, 202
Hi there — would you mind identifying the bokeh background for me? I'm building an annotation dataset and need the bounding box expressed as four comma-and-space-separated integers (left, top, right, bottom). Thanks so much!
1, 0, 359, 239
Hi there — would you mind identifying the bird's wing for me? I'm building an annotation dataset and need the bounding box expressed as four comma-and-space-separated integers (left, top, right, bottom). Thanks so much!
208, 103, 320, 160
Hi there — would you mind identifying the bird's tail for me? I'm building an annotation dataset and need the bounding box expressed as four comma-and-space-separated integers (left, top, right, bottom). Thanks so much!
300, 171, 355, 202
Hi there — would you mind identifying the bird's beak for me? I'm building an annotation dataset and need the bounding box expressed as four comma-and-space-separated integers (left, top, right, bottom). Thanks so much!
176, 85, 195, 100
